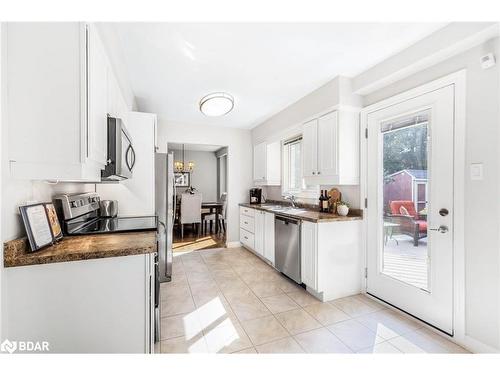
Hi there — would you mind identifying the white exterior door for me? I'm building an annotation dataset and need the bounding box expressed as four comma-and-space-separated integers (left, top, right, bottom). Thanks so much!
366, 84, 455, 334
302, 119, 318, 177
317, 111, 338, 177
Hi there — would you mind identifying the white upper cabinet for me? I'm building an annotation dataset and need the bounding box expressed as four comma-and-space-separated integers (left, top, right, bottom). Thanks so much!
5, 22, 126, 181
302, 119, 318, 178
317, 111, 338, 177
87, 24, 109, 167
302, 110, 359, 185
253, 141, 280, 185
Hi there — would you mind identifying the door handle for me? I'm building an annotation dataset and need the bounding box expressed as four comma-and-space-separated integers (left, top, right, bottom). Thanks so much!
125, 145, 132, 171
429, 225, 448, 233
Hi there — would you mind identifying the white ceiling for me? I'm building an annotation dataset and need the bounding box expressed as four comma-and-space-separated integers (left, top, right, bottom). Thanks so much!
168, 143, 223, 152
110, 23, 446, 129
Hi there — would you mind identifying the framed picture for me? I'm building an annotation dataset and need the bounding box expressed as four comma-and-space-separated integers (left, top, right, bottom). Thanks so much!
44, 203, 63, 241
174, 172, 191, 187
19, 203, 54, 252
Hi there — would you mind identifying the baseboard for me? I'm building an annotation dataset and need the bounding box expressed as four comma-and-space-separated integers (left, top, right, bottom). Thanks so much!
362, 292, 500, 353
459, 335, 499, 354
226, 241, 242, 248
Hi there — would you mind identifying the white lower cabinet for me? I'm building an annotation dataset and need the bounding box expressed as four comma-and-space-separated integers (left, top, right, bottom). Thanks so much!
254, 210, 265, 256
263, 212, 275, 264
240, 207, 275, 265
5, 254, 155, 353
301, 220, 362, 301
301, 221, 318, 290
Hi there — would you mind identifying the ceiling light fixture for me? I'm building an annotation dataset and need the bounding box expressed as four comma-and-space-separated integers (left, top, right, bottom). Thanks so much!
199, 92, 234, 117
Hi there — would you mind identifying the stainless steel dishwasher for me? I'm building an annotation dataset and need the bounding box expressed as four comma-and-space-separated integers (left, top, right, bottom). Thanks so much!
275, 215, 301, 284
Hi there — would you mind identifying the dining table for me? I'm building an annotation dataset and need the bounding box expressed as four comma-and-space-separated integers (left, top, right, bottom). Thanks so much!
201, 201, 224, 233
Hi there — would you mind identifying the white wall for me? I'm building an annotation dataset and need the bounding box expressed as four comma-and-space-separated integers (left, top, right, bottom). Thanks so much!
172, 149, 218, 202
157, 120, 253, 244
252, 76, 361, 144
250, 76, 362, 208
362, 37, 500, 352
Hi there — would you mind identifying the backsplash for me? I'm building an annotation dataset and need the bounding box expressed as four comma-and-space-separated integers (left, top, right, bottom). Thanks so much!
262, 185, 360, 208
1, 180, 95, 241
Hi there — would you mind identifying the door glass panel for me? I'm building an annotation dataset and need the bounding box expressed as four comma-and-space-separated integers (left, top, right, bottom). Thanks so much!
381, 110, 429, 291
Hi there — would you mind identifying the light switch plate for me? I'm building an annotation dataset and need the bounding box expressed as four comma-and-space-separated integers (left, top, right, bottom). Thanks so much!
470, 163, 483, 180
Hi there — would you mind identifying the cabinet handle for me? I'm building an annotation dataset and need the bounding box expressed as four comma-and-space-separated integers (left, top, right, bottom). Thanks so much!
312, 171, 315, 175
317, 171, 321, 175
244, 236, 248, 239
244, 221, 248, 224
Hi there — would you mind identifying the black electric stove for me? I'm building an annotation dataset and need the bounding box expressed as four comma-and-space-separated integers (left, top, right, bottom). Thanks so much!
66, 215, 157, 235
53, 192, 157, 236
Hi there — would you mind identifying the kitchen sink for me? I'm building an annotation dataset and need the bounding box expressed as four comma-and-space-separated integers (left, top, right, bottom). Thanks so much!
263, 205, 307, 215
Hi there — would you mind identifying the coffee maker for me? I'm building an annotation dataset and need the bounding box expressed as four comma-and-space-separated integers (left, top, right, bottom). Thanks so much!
249, 188, 262, 204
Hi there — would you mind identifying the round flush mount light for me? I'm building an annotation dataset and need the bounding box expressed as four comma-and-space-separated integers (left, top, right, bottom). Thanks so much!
199, 92, 234, 117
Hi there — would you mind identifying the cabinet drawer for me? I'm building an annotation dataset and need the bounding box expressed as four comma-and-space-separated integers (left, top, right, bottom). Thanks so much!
240, 206, 255, 218
240, 228, 255, 250
240, 215, 255, 233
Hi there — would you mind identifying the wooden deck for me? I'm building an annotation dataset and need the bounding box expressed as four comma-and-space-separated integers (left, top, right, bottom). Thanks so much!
383, 236, 428, 290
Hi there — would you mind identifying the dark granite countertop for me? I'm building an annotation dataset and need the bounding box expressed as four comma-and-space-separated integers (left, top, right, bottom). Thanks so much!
4, 231, 157, 268
239, 203, 363, 223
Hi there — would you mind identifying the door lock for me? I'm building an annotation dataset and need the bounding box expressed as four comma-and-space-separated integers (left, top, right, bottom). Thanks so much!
439, 208, 449, 217
429, 225, 449, 233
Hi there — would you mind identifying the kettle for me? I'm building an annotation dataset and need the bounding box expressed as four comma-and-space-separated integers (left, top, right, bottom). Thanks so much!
99, 200, 118, 217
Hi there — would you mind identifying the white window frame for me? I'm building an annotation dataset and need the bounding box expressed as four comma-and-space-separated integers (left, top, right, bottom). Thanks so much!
281, 136, 319, 199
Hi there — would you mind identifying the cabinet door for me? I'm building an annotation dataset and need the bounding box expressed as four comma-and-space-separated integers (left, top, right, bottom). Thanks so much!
263, 212, 275, 264
254, 211, 265, 256
6, 23, 85, 178
317, 111, 338, 177
265, 142, 281, 185
106, 67, 120, 118
253, 142, 267, 182
302, 119, 318, 177
87, 25, 109, 167
301, 221, 318, 290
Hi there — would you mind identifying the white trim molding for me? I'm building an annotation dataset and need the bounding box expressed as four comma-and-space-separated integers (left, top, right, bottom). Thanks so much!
354, 23, 499, 95
360, 70, 468, 350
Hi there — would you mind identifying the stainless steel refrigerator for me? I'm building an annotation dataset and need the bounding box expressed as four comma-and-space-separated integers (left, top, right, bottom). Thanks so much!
155, 152, 175, 282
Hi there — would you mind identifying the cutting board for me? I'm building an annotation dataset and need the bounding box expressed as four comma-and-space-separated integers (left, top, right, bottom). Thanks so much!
328, 188, 341, 213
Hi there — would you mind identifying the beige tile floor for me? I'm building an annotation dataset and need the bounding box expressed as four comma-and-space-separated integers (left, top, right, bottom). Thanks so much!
158, 247, 469, 354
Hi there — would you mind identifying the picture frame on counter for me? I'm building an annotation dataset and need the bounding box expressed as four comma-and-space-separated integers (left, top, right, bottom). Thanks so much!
19, 203, 63, 252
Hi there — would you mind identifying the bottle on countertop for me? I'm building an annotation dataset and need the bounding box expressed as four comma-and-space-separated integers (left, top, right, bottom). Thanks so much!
322, 190, 330, 212
319, 190, 329, 212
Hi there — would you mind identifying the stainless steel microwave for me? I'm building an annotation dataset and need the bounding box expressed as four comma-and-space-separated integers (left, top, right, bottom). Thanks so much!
101, 116, 135, 181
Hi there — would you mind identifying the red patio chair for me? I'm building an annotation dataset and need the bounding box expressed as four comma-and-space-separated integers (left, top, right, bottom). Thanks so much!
388, 200, 427, 247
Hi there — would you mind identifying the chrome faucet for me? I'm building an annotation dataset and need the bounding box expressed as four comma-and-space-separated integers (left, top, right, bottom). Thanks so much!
283, 194, 298, 208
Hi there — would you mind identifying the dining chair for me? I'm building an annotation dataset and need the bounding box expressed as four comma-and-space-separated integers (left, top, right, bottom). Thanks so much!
202, 193, 227, 235
179, 193, 202, 239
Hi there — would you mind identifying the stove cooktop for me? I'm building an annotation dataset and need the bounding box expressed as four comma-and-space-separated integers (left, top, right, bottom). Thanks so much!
67, 216, 157, 235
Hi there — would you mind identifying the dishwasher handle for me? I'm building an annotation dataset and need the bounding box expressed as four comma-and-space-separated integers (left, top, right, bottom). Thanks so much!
275, 215, 301, 226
